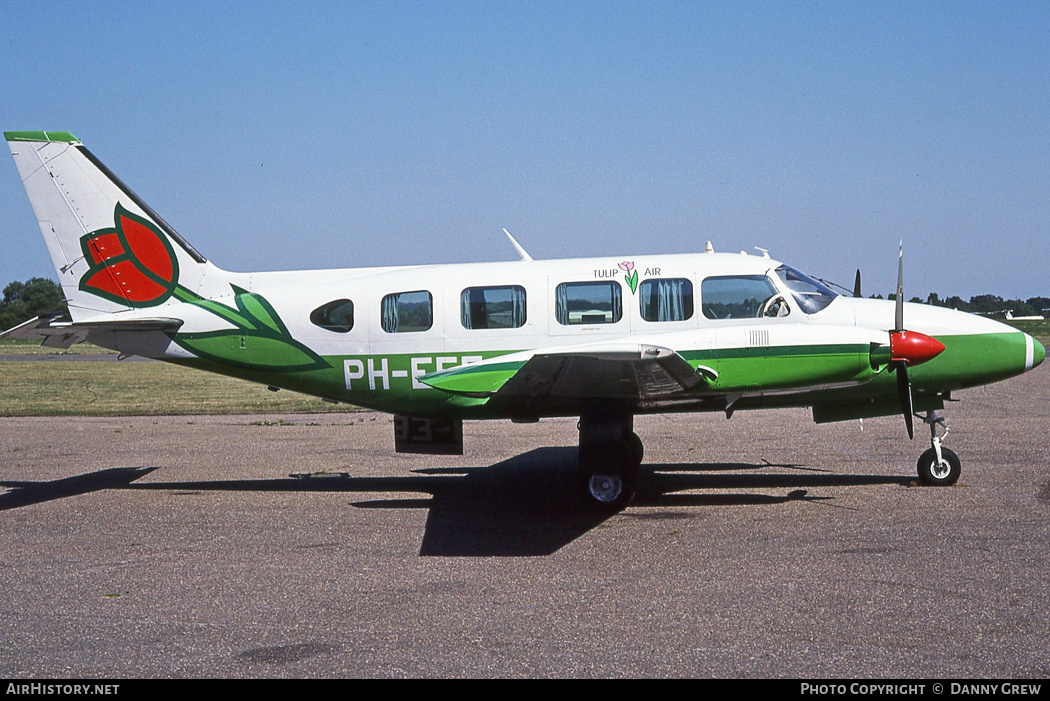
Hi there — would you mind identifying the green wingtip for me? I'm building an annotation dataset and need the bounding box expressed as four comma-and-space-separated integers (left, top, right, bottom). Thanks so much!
4, 131, 80, 143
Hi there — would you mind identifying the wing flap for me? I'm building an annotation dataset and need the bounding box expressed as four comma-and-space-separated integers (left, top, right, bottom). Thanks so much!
420, 342, 708, 413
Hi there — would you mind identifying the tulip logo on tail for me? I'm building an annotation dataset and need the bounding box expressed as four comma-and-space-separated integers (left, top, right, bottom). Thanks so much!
81, 205, 180, 306
78, 204, 327, 372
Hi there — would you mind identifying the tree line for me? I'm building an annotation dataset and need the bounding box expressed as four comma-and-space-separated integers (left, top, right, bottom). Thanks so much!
0, 278, 68, 331
876, 292, 1050, 317
1, 278, 1047, 333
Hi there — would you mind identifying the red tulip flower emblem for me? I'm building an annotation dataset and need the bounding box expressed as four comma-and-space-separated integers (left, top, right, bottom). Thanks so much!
79, 204, 179, 307
75, 203, 326, 372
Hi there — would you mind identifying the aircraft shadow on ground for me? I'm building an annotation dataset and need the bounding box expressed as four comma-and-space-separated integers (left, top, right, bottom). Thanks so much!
0, 467, 158, 510
0, 449, 911, 556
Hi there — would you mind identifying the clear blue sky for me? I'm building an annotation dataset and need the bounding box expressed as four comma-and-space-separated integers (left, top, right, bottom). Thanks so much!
2, 0, 1047, 300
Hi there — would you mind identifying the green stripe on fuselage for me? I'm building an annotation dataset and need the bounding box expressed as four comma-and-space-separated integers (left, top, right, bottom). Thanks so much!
790, 331, 1037, 411
910, 331, 1035, 391
681, 343, 875, 392
160, 331, 1035, 420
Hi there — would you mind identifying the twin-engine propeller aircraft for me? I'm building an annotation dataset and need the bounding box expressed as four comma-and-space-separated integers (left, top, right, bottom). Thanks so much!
4, 131, 1045, 508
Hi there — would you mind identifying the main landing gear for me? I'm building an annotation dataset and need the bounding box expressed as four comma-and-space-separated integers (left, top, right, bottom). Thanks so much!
915, 410, 960, 486
577, 413, 644, 510
575, 407, 962, 506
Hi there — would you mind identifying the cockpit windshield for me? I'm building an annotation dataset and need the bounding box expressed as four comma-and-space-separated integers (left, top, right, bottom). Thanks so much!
774, 265, 837, 314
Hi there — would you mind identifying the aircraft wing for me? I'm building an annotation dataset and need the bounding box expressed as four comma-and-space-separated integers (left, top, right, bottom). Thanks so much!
1, 313, 184, 349
420, 341, 713, 415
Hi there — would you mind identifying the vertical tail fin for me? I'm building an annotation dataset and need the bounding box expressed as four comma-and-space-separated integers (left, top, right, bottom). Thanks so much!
6, 131, 219, 320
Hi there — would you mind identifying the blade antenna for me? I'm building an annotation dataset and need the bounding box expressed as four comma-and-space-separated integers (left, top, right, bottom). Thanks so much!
502, 228, 533, 262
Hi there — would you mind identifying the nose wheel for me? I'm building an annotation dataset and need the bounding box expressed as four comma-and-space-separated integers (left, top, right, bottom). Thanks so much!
917, 446, 961, 486
915, 410, 960, 486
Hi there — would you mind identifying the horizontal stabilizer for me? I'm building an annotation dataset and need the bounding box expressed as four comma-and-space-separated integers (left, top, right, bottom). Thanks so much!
1, 313, 183, 349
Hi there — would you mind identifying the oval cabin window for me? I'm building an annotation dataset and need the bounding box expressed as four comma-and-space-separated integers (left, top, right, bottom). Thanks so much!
310, 299, 354, 333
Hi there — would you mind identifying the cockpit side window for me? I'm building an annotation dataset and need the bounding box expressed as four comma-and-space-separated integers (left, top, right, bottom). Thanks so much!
774, 265, 837, 314
701, 276, 780, 319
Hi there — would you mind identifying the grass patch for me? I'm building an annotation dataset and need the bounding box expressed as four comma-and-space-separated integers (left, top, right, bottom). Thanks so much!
0, 360, 353, 416
0, 338, 117, 356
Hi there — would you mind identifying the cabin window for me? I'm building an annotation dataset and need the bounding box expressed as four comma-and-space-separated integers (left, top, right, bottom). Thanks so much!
555, 281, 622, 325
701, 276, 780, 319
381, 290, 433, 333
460, 285, 527, 329
310, 299, 354, 333
639, 278, 694, 322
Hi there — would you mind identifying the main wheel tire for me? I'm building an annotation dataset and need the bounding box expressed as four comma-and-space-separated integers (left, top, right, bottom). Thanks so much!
580, 470, 636, 511
626, 432, 644, 466
917, 447, 961, 486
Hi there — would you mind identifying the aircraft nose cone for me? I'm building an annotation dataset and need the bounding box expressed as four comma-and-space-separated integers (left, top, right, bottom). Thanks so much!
1029, 335, 1045, 370
890, 330, 946, 367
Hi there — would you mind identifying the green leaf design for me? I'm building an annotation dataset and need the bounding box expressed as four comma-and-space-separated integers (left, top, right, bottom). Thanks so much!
182, 294, 254, 328
174, 329, 328, 372
625, 270, 639, 294
171, 285, 328, 372
232, 286, 286, 335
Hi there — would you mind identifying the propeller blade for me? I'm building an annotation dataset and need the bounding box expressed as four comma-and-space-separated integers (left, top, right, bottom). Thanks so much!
895, 361, 914, 439
894, 242, 904, 333
853, 269, 862, 298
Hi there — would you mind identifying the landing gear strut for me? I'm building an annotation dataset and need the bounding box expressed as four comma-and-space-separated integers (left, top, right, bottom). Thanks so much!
915, 410, 960, 486
577, 413, 643, 510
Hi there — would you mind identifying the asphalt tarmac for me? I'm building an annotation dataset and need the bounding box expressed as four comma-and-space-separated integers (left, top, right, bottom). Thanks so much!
1, 368, 1047, 678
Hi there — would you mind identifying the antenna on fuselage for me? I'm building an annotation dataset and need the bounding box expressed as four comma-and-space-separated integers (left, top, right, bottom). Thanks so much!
502, 228, 533, 261
704, 241, 714, 253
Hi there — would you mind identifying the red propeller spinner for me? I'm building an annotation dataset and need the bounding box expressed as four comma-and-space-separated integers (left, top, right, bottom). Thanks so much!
889, 330, 945, 367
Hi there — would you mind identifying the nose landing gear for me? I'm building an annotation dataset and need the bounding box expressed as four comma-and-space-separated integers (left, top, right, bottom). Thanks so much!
915, 410, 960, 486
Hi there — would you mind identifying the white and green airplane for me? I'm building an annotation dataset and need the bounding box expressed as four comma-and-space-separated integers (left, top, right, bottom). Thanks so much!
4, 131, 1045, 508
